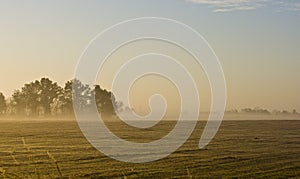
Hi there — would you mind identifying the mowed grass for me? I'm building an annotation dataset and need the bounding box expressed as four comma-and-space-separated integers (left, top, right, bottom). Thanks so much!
0, 119, 299, 178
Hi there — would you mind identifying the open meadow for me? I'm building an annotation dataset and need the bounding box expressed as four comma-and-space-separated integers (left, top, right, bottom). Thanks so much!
0, 116, 299, 178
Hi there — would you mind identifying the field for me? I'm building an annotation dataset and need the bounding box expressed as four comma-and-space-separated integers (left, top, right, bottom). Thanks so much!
0, 116, 299, 178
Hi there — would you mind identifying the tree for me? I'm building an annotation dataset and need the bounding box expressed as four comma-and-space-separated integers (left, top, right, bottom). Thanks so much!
63, 79, 92, 113
281, 110, 289, 114
11, 81, 41, 116
8, 78, 120, 118
11, 78, 62, 116
60, 80, 73, 114
39, 78, 62, 115
0, 92, 6, 115
293, 109, 297, 115
22, 80, 41, 116
10, 82, 39, 116
241, 107, 270, 114
94, 85, 117, 117
11, 90, 26, 115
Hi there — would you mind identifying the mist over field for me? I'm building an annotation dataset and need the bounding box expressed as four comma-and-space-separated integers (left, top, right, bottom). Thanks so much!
0, 117, 299, 178
1, 0, 300, 178
0, 87, 299, 178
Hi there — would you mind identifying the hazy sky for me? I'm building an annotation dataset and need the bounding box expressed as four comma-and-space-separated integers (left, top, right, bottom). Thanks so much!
0, 0, 300, 111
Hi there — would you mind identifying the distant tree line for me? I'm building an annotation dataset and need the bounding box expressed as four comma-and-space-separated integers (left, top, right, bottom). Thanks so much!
226, 107, 298, 115
0, 78, 122, 117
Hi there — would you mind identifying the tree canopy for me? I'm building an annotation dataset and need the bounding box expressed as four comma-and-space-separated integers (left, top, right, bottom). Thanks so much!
2, 78, 119, 117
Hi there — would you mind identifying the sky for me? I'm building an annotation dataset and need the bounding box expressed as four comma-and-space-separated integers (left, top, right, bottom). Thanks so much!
0, 0, 300, 112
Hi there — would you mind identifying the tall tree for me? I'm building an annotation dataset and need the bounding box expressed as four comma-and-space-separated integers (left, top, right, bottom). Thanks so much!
8, 78, 120, 117
11, 78, 62, 116
39, 78, 62, 115
61, 80, 73, 114
94, 85, 117, 116
21, 80, 40, 116
63, 79, 92, 113
11, 90, 26, 115
0, 92, 6, 115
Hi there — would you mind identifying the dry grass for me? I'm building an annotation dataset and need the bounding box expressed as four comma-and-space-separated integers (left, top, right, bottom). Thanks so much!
0, 119, 299, 178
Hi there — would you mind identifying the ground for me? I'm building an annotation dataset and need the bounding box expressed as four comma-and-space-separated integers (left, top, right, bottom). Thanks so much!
0, 118, 299, 178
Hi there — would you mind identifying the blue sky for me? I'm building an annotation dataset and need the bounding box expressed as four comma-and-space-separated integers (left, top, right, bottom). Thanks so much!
0, 0, 299, 111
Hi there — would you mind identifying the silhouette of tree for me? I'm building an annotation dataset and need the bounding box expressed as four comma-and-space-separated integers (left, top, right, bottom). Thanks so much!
21, 80, 40, 116
68, 79, 92, 112
94, 85, 117, 117
11, 78, 61, 116
11, 90, 26, 115
7, 78, 121, 117
0, 92, 6, 115
241, 107, 270, 114
11, 81, 41, 116
39, 78, 62, 115
60, 80, 73, 114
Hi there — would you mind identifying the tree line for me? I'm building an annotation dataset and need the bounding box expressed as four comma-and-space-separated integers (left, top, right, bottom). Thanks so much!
226, 107, 298, 115
0, 78, 122, 117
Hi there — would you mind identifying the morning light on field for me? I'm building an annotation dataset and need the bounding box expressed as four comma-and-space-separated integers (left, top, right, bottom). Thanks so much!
0, 0, 299, 178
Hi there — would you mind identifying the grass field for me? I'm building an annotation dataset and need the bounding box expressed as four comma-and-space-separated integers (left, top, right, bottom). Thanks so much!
0, 117, 299, 178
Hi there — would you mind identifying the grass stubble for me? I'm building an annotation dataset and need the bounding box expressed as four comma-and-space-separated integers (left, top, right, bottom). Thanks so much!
1, 137, 65, 179
0, 118, 299, 178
